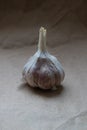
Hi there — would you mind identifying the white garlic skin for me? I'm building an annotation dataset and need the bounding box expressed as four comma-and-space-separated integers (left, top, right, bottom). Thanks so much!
22, 27, 65, 89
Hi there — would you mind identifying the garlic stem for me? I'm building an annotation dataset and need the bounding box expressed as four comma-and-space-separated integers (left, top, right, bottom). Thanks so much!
38, 27, 47, 52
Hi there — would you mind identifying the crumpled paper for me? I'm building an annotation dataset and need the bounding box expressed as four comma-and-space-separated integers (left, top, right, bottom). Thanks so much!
0, 0, 87, 129
0, 40, 87, 129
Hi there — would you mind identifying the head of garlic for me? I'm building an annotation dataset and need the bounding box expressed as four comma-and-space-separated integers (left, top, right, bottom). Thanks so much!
22, 27, 65, 90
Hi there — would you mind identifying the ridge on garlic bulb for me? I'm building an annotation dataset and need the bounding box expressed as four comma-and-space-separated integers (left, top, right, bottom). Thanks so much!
22, 27, 65, 90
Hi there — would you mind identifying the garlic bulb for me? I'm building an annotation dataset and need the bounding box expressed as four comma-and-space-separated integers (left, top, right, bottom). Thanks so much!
22, 27, 65, 89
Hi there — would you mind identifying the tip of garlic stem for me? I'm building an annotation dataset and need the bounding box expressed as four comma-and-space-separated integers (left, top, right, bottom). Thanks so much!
40, 26, 47, 34
38, 27, 47, 52
40, 26, 44, 30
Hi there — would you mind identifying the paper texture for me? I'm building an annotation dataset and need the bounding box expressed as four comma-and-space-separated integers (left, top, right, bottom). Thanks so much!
0, 0, 87, 129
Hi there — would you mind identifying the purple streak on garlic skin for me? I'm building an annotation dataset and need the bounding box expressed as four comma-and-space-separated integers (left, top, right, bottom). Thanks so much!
27, 57, 61, 89
22, 27, 65, 90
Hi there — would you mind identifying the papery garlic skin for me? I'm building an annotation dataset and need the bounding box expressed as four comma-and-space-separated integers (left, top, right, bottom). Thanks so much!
22, 27, 65, 89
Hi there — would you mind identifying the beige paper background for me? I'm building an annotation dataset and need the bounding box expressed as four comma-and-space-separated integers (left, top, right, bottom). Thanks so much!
0, 0, 87, 129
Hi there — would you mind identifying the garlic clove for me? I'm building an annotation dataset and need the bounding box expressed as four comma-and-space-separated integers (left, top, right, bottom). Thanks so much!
46, 53, 65, 82
22, 27, 65, 90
